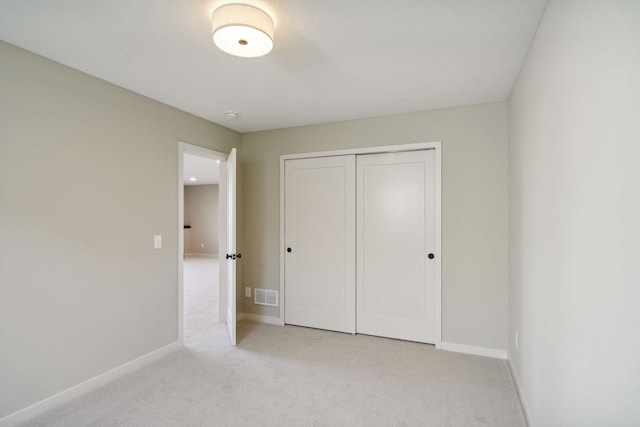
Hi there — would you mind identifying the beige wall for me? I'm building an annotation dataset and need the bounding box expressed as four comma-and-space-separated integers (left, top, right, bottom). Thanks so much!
241, 102, 509, 351
509, 1, 640, 425
184, 185, 219, 255
0, 41, 240, 418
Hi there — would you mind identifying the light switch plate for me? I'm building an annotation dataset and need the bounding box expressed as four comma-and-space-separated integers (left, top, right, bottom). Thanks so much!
245, 287, 251, 298
154, 235, 162, 249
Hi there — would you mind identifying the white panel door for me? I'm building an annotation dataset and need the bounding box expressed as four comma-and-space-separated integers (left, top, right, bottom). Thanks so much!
226, 148, 237, 346
356, 150, 437, 343
284, 155, 356, 333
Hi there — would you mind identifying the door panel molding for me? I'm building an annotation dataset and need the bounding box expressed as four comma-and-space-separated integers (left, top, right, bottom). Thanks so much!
356, 150, 436, 343
284, 155, 356, 333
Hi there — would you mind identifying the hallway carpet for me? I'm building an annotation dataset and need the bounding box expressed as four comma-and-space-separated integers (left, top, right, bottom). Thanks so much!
23, 256, 526, 426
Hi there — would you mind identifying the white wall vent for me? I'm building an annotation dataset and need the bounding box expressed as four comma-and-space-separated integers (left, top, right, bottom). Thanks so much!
254, 289, 278, 307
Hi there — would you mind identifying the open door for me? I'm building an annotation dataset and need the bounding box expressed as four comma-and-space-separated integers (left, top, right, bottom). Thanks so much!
226, 148, 237, 346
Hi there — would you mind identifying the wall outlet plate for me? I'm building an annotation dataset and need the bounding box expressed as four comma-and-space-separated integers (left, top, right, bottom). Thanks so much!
245, 287, 251, 298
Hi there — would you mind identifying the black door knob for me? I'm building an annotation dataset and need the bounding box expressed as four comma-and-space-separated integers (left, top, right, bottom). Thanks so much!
428, 253, 435, 259
236, 253, 242, 259
226, 254, 232, 259
287, 247, 292, 253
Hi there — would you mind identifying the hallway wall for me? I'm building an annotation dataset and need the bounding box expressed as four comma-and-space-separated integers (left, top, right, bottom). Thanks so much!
184, 185, 219, 255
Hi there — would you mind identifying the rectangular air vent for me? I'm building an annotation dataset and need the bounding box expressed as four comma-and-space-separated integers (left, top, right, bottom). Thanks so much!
254, 289, 278, 307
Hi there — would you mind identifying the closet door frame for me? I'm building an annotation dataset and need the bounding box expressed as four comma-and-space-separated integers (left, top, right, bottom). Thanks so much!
279, 141, 442, 349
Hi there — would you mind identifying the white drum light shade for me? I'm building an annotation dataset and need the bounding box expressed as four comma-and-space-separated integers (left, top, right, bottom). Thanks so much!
212, 4, 274, 58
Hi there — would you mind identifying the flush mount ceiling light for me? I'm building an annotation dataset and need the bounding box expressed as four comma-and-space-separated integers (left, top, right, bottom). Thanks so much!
211, 3, 274, 58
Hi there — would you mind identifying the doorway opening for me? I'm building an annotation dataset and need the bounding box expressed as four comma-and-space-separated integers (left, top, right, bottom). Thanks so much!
182, 154, 221, 345
178, 142, 237, 346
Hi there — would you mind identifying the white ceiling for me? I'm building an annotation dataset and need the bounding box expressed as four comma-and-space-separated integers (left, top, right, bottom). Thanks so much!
0, 0, 547, 133
184, 154, 220, 186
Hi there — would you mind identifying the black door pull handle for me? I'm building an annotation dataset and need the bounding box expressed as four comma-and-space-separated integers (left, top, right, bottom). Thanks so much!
428, 253, 435, 259
287, 247, 292, 253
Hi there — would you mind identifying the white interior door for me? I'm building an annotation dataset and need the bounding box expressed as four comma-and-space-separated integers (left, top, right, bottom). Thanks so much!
356, 150, 437, 343
284, 155, 356, 333
226, 148, 237, 346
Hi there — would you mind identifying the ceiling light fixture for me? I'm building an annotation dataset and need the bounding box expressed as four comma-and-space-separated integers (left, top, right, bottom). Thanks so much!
216, 160, 221, 164
211, 3, 274, 58
225, 111, 239, 119
189, 177, 197, 182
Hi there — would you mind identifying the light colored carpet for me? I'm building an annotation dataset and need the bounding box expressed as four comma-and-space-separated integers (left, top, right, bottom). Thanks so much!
23, 257, 526, 426
183, 255, 220, 347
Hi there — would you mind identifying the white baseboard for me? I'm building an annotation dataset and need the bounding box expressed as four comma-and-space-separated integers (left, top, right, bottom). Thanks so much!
508, 358, 534, 427
440, 341, 507, 359
184, 253, 218, 258
238, 313, 282, 325
0, 342, 180, 427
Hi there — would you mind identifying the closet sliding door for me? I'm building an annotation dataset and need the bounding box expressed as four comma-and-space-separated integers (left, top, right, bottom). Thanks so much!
284, 155, 356, 333
356, 150, 437, 343
282, 147, 439, 344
